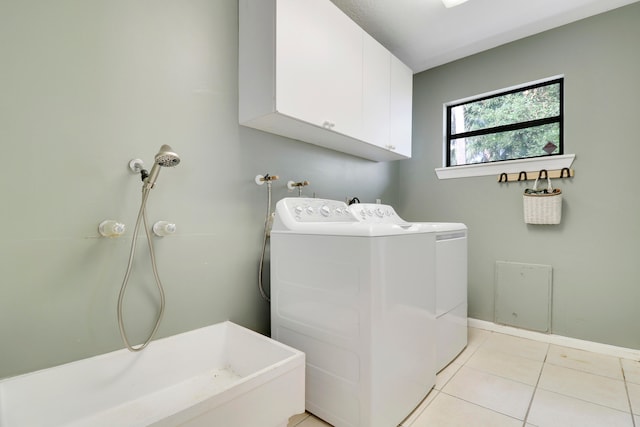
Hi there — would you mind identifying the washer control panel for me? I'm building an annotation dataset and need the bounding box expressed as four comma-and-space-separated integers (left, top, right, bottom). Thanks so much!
347, 203, 405, 224
281, 198, 358, 223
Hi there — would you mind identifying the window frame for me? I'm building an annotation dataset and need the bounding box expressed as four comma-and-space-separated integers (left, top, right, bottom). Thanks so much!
436, 76, 573, 179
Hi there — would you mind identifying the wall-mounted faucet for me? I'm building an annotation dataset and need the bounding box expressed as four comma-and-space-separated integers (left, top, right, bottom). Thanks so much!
255, 174, 279, 185
287, 180, 310, 196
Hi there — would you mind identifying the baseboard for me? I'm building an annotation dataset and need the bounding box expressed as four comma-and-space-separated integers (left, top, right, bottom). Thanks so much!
468, 318, 640, 361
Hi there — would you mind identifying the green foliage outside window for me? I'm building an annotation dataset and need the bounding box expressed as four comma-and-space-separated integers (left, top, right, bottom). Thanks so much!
447, 79, 563, 166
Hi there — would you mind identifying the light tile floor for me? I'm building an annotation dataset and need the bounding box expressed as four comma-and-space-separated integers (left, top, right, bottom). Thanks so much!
287, 327, 640, 427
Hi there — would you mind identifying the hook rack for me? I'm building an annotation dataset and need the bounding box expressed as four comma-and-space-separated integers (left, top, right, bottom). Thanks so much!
498, 168, 574, 183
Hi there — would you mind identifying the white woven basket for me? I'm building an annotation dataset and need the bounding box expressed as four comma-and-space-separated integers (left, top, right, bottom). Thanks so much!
523, 177, 562, 224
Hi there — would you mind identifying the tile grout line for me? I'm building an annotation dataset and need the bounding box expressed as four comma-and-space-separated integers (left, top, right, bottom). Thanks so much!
521, 343, 550, 426
436, 389, 524, 424
620, 358, 637, 427
401, 330, 492, 426
438, 331, 531, 423
398, 389, 440, 426
289, 412, 311, 427
524, 345, 635, 425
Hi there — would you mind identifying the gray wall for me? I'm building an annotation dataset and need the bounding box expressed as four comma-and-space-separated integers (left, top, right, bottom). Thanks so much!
2, 0, 638, 381
0, 0, 398, 379
399, 3, 640, 349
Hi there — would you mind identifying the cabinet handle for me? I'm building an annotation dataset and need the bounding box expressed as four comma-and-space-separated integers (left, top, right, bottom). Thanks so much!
386, 144, 396, 151
322, 121, 335, 130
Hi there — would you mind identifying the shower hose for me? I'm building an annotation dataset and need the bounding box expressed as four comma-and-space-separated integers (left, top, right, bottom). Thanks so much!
117, 187, 166, 352
258, 180, 272, 302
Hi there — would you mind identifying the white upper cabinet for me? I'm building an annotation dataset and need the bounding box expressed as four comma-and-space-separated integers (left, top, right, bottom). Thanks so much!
362, 33, 391, 150
239, 0, 413, 162
361, 34, 413, 158
390, 56, 413, 158
276, 0, 363, 139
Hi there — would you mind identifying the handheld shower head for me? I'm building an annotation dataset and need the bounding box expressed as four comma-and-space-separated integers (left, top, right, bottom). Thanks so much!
144, 145, 180, 190
154, 145, 180, 167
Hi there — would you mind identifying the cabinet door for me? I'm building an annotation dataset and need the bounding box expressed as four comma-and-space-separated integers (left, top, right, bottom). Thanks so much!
276, 0, 363, 139
362, 33, 390, 149
389, 56, 413, 157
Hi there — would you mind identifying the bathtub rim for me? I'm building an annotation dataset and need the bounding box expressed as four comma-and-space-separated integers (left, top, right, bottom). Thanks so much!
0, 320, 306, 427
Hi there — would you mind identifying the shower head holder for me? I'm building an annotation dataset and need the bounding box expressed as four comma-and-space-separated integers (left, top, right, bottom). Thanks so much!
129, 159, 150, 182
129, 159, 144, 174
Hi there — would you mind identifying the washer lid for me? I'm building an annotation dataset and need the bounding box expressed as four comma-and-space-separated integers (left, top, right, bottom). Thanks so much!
271, 198, 433, 236
347, 203, 467, 235
347, 203, 407, 224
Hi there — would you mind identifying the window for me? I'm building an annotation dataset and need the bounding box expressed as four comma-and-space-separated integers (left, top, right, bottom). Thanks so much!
446, 78, 563, 167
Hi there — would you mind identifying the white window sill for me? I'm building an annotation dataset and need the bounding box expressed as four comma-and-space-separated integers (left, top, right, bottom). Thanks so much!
435, 154, 575, 180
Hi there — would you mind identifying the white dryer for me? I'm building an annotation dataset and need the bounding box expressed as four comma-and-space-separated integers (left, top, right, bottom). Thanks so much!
270, 198, 436, 427
348, 203, 468, 372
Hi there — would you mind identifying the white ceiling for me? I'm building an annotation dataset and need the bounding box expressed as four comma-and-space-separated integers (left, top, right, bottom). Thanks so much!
329, 0, 639, 73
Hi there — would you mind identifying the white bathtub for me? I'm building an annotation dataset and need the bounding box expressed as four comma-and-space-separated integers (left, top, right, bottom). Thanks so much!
0, 321, 305, 427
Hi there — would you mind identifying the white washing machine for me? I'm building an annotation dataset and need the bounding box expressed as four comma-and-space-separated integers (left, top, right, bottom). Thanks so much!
348, 203, 468, 372
270, 198, 436, 427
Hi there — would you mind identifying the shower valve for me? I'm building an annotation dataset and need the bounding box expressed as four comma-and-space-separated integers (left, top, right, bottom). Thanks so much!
99, 220, 126, 237
152, 221, 176, 237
